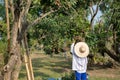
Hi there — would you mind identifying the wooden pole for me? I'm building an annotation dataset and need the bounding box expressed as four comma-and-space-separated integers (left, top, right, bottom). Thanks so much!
28, 55, 34, 80
24, 54, 32, 80
22, 40, 31, 80
23, 33, 34, 80
5, 0, 10, 53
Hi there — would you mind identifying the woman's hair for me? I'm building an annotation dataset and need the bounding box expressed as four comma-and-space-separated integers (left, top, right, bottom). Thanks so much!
74, 36, 83, 44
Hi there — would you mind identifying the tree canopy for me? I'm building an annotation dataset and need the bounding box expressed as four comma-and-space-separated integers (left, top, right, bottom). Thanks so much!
0, 0, 120, 80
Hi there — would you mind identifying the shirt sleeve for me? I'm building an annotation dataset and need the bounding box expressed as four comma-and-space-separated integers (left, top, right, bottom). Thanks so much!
70, 43, 74, 54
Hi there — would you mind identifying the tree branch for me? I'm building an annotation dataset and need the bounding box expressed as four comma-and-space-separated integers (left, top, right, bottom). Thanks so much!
104, 47, 120, 63
19, 0, 31, 22
17, 0, 31, 35
90, 0, 102, 30
22, 0, 31, 17
28, 9, 56, 29
90, 5, 99, 26
9, 0, 14, 21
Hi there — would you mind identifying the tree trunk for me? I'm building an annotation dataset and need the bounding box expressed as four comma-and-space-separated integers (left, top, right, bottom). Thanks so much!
104, 47, 120, 62
11, 44, 22, 80
3, 44, 22, 80
2, 0, 54, 79
3, 6, 22, 79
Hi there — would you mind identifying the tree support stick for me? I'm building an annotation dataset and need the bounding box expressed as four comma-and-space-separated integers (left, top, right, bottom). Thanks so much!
5, 0, 10, 53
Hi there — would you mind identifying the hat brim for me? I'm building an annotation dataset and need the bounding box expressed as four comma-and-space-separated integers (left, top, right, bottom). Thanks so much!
74, 42, 89, 57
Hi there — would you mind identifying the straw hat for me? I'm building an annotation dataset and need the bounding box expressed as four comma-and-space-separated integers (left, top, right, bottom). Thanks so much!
74, 42, 89, 57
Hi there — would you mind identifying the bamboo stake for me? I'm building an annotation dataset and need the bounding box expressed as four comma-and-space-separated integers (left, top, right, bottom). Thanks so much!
24, 54, 32, 80
5, 0, 10, 53
29, 56, 34, 80
24, 33, 34, 80
22, 40, 31, 80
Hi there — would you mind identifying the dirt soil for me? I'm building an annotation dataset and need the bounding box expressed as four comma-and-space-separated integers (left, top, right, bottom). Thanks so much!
88, 67, 120, 78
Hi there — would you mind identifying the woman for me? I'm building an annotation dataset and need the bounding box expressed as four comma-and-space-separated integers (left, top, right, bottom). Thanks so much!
70, 36, 89, 80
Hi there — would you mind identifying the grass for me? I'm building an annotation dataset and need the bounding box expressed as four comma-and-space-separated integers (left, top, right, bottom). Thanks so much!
19, 52, 72, 80
19, 52, 120, 80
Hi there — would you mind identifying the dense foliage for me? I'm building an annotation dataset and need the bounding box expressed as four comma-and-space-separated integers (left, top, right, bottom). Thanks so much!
0, 0, 120, 79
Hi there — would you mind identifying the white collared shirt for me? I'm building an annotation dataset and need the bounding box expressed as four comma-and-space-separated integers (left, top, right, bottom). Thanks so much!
70, 43, 88, 73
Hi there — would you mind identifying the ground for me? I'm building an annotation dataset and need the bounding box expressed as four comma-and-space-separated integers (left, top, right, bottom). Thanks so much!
19, 51, 120, 80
